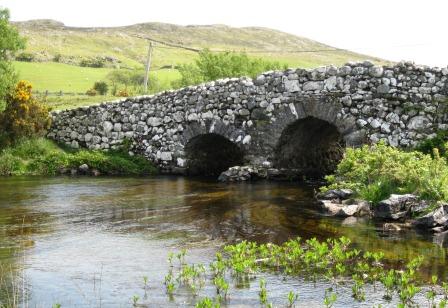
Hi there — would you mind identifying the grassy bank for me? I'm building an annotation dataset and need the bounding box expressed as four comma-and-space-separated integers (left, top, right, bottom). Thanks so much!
0, 138, 157, 176
323, 142, 448, 204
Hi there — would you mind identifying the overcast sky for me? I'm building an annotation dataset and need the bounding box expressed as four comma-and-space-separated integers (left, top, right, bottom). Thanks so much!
1, 0, 447, 67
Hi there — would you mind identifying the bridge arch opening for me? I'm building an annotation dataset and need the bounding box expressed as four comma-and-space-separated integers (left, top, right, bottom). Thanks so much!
185, 133, 244, 176
274, 116, 345, 178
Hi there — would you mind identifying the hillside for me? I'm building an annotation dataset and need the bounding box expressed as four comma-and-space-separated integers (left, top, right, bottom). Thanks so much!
13, 19, 383, 69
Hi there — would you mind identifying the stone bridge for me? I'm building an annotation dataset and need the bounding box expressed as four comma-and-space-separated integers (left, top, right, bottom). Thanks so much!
48, 61, 448, 176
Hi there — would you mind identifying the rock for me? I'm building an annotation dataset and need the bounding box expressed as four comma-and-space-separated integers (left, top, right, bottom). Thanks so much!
284, 79, 300, 92
374, 194, 418, 220
92, 169, 101, 176
147, 117, 162, 127
103, 121, 113, 133
78, 164, 89, 173
413, 204, 448, 230
376, 84, 390, 94
407, 116, 430, 131
319, 199, 370, 217
369, 66, 384, 77
316, 189, 354, 201
303, 81, 323, 91
160, 152, 172, 161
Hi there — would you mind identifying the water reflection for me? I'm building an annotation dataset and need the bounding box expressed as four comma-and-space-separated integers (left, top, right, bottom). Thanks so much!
0, 176, 447, 306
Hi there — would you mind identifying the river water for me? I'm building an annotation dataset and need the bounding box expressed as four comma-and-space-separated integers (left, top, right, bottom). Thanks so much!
0, 176, 447, 307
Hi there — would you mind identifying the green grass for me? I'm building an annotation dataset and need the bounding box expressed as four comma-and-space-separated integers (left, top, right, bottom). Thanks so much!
14, 61, 112, 92
14, 61, 181, 94
0, 138, 157, 176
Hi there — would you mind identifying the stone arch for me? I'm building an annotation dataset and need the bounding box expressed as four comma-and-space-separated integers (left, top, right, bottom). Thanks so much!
273, 116, 345, 178
183, 133, 245, 176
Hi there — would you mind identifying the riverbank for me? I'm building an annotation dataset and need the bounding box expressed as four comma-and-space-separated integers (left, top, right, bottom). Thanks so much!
0, 137, 157, 176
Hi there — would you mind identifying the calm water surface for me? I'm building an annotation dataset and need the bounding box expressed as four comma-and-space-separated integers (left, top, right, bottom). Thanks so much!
0, 176, 447, 307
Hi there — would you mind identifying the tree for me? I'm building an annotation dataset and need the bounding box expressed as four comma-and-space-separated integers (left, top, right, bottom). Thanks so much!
0, 8, 26, 107
173, 49, 287, 88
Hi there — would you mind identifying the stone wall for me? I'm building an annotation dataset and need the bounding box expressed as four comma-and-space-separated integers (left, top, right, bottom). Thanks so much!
48, 61, 448, 173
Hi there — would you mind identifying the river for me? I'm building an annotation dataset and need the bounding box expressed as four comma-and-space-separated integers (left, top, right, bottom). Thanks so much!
0, 176, 447, 307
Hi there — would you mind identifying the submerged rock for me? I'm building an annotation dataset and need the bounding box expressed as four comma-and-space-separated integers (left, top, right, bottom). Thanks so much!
374, 194, 418, 220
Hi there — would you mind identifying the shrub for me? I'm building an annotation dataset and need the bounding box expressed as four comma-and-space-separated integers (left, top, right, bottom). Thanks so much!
116, 89, 129, 97
0, 81, 51, 144
173, 49, 288, 88
15, 52, 35, 62
93, 81, 108, 95
86, 88, 97, 96
53, 53, 62, 62
322, 142, 448, 204
79, 57, 105, 68
415, 130, 448, 159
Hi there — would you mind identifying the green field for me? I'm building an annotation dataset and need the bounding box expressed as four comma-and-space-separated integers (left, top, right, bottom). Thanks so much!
14, 61, 181, 93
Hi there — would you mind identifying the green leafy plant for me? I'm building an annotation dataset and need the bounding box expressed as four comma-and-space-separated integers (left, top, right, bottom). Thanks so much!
322, 142, 448, 204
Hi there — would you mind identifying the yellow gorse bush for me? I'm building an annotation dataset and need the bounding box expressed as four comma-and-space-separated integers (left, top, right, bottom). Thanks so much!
0, 80, 51, 144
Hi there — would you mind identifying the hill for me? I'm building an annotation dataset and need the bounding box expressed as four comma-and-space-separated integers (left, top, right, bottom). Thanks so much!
13, 19, 383, 70
10, 20, 386, 109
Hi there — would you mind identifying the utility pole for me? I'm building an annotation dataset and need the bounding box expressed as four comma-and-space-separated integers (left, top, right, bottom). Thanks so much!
143, 41, 153, 94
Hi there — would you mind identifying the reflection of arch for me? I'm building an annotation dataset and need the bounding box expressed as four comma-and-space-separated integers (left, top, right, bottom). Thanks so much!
274, 116, 345, 177
184, 133, 245, 176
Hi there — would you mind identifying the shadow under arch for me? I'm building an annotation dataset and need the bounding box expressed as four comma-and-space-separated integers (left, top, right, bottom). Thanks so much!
274, 116, 345, 178
184, 133, 245, 176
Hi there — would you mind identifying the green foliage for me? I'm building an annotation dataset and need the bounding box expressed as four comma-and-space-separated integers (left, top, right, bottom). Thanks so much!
0, 8, 25, 105
416, 130, 448, 159
15, 52, 34, 62
173, 49, 287, 88
323, 142, 448, 204
79, 57, 105, 68
106, 69, 161, 94
93, 81, 108, 95
0, 137, 157, 176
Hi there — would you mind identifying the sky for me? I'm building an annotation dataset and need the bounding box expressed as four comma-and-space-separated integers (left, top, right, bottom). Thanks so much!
1, 0, 447, 67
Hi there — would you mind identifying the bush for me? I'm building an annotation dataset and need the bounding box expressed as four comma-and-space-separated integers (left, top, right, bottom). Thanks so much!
116, 89, 129, 97
15, 52, 35, 62
93, 81, 108, 95
53, 53, 62, 62
173, 49, 288, 88
0, 81, 51, 145
86, 88, 97, 96
322, 142, 448, 204
415, 130, 448, 159
79, 57, 105, 68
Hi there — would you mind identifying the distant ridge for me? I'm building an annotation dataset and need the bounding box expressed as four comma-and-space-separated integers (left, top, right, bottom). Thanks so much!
12, 19, 385, 69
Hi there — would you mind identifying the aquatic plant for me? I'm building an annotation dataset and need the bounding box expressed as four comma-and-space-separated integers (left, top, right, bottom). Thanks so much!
163, 237, 448, 307
287, 290, 299, 307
